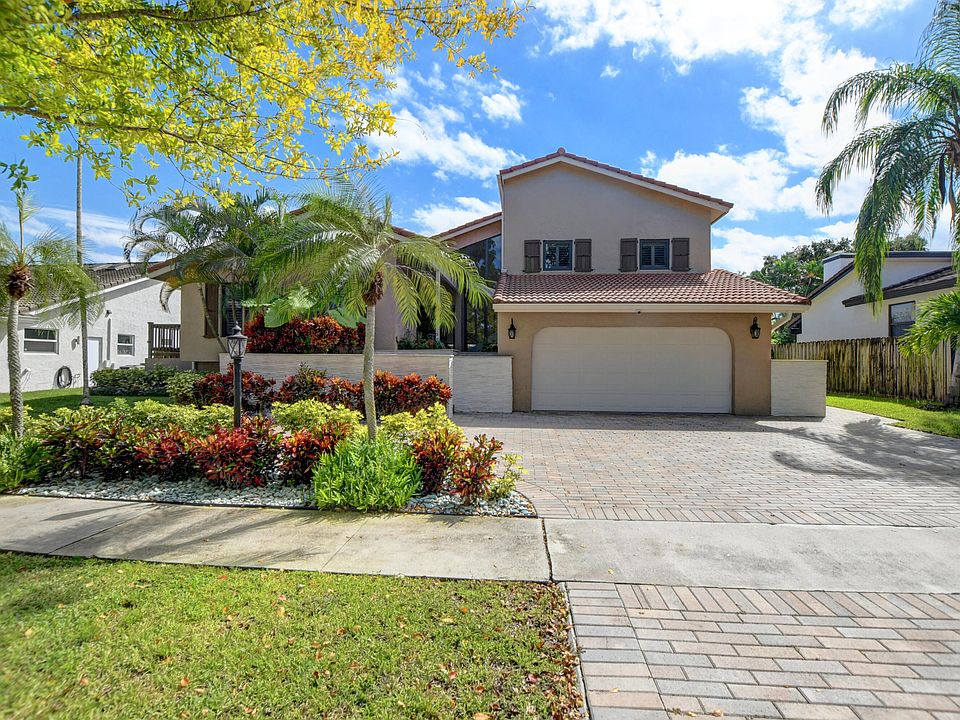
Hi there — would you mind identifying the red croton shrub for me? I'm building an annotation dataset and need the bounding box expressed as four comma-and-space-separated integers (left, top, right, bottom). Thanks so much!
411, 428, 464, 495
192, 367, 276, 410
411, 431, 503, 500
277, 422, 352, 485
244, 314, 365, 354
136, 428, 197, 482
191, 417, 281, 488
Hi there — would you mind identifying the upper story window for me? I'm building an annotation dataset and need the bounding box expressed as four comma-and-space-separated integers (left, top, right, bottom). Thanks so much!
543, 240, 573, 271
889, 301, 916, 338
640, 240, 669, 270
463, 234, 501, 281
24, 328, 57, 353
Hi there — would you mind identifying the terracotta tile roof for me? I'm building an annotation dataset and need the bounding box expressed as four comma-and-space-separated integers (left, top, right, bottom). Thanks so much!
493, 270, 810, 306
436, 211, 502, 239
500, 148, 734, 210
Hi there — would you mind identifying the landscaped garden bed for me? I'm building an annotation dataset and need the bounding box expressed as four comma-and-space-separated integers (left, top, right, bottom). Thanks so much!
0, 552, 583, 719
4, 367, 534, 518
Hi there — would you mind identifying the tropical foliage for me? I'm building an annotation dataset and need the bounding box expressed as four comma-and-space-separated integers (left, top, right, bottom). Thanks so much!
816, 0, 960, 305
0, 2, 526, 203
900, 290, 960, 403
255, 178, 490, 439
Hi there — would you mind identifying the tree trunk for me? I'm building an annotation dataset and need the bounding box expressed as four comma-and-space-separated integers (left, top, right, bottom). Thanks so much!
948, 342, 960, 407
7, 297, 23, 438
362, 302, 377, 441
76, 156, 91, 406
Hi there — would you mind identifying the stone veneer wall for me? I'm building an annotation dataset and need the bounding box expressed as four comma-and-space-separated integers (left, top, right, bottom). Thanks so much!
771, 360, 827, 417
220, 351, 513, 413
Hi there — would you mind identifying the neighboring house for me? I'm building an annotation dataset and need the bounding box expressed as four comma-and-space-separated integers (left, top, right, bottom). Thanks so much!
0, 263, 181, 393
793, 251, 956, 342
173, 148, 812, 415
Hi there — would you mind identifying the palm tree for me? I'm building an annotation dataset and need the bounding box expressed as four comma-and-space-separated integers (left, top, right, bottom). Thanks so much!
900, 290, 960, 404
75, 155, 92, 405
0, 164, 100, 437
816, 0, 960, 305
256, 177, 490, 440
125, 190, 288, 352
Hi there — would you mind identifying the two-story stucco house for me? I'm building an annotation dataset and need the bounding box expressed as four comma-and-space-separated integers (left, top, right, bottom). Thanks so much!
794, 251, 957, 342
172, 149, 813, 415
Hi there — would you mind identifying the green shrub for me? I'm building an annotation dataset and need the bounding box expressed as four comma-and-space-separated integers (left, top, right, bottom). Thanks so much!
313, 437, 421, 511
125, 399, 232, 436
379, 403, 464, 444
272, 400, 363, 435
487, 453, 525, 501
90, 365, 181, 396
31, 405, 127, 479
165, 371, 204, 404
0, 434, 45, 491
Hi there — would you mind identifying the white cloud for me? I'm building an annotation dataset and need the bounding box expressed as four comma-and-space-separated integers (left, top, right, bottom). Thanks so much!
537, 0, 824, 67
480, 84, 523, 124
600, 64, 621, 78
410, 197, 501, 235
712, 227, 820, 273
816, 219, 857, 237
829, 0, 918, 28
0, 203, 129, 259
368, 105, 523, 180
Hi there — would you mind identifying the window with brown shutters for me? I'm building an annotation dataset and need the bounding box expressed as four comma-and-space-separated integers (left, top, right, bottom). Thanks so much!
524, 240, 541, 273
203, 284, 219, 338
574, 239, 592, 272
671, 238, 690, 271
620, 238, 638, 272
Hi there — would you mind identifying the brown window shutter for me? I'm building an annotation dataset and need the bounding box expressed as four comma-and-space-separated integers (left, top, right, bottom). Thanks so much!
203, 284, 219, 338
671, 238, 690, 271
524, 240, 541, 273
620, 238, 638, 272
574, 239, 592, 272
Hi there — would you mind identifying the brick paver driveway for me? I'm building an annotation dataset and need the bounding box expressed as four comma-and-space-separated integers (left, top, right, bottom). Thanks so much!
455, 407, 960, 527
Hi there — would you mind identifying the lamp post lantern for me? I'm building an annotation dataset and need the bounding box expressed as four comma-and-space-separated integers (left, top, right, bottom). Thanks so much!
226, 324, 248, 428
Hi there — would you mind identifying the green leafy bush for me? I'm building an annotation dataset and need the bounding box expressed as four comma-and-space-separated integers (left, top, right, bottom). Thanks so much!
487, 453, 525, 501
271, 400, 363, 435
379, 403, 464, 445
165, 371, 204, 404
313, 437, 421, 511
90, 365, 181, 396
31, 405, 136, 479
124, 399, 232, 437
0, 434, 45, 491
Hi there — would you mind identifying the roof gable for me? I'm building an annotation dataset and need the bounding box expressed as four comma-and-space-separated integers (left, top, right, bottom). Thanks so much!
499, 148, 733, 223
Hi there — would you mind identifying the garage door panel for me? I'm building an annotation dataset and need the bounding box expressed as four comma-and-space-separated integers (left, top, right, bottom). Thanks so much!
531, 326, 732, 413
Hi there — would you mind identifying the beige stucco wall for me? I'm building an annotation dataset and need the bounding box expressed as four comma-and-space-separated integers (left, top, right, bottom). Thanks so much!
501, 163, 714, 274
496, 311, 772, 415
771, 360, 827, 417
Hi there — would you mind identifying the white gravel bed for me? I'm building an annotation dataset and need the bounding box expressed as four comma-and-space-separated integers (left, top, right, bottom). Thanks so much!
16, 476, 536, 517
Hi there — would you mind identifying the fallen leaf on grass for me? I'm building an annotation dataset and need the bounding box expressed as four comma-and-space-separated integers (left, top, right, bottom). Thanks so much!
179, 677, 190, 688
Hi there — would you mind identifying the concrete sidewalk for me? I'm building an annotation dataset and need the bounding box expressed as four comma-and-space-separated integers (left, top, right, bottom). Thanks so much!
3, 495, 960, 592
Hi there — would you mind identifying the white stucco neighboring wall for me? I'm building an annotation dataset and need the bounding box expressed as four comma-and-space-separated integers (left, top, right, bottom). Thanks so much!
771, 360, 827, 417
0, 279, 180, 393
798, 255, 954, 342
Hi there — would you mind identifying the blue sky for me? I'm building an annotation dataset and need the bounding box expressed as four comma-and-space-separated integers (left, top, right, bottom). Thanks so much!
0, 0, 944, 272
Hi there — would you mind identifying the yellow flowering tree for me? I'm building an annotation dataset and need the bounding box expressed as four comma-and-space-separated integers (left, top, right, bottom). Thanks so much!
0, 1, 526, 203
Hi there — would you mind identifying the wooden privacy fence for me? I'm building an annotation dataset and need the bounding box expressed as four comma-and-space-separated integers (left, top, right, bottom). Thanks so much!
772, 338, 955, 402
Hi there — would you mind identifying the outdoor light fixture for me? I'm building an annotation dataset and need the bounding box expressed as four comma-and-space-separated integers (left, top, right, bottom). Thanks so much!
749, 316, 762, 340
507, 319, 517, 340
226, 324, 248, 428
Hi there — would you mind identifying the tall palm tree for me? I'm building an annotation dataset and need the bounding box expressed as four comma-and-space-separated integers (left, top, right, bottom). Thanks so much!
816, 0, 960, 305
0, 167, 99, 437
125, 190, 288, 351
256, 177, 490, 440
900, 290, 960, 404
76, 155, 92, 405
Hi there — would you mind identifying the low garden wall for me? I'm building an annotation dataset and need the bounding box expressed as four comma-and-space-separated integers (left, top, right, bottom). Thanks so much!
220, 352, 513, 413
771, 360, 827, 417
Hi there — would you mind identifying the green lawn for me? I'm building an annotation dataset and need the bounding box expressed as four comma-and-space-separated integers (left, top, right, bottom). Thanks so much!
827, 394, 960, 438
0, 389, 171, 416
0, 553, 582, 719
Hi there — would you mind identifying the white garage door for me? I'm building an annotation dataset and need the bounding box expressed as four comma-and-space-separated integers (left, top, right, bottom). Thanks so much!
532, 326, 732, 413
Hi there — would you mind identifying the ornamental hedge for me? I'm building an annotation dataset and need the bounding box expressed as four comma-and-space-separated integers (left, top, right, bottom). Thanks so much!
244, 314, 364, 354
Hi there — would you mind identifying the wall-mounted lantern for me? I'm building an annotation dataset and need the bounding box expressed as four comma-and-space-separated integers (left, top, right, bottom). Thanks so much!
749, 316, 762, 340
507, 319, 517, 340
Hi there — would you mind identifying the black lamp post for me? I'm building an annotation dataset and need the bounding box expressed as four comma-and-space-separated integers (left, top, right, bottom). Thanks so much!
749, 316, 762, 340
226, 324, 248, 428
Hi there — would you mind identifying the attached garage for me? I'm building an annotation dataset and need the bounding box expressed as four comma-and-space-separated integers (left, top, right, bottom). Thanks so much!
531, 326, 732, 413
